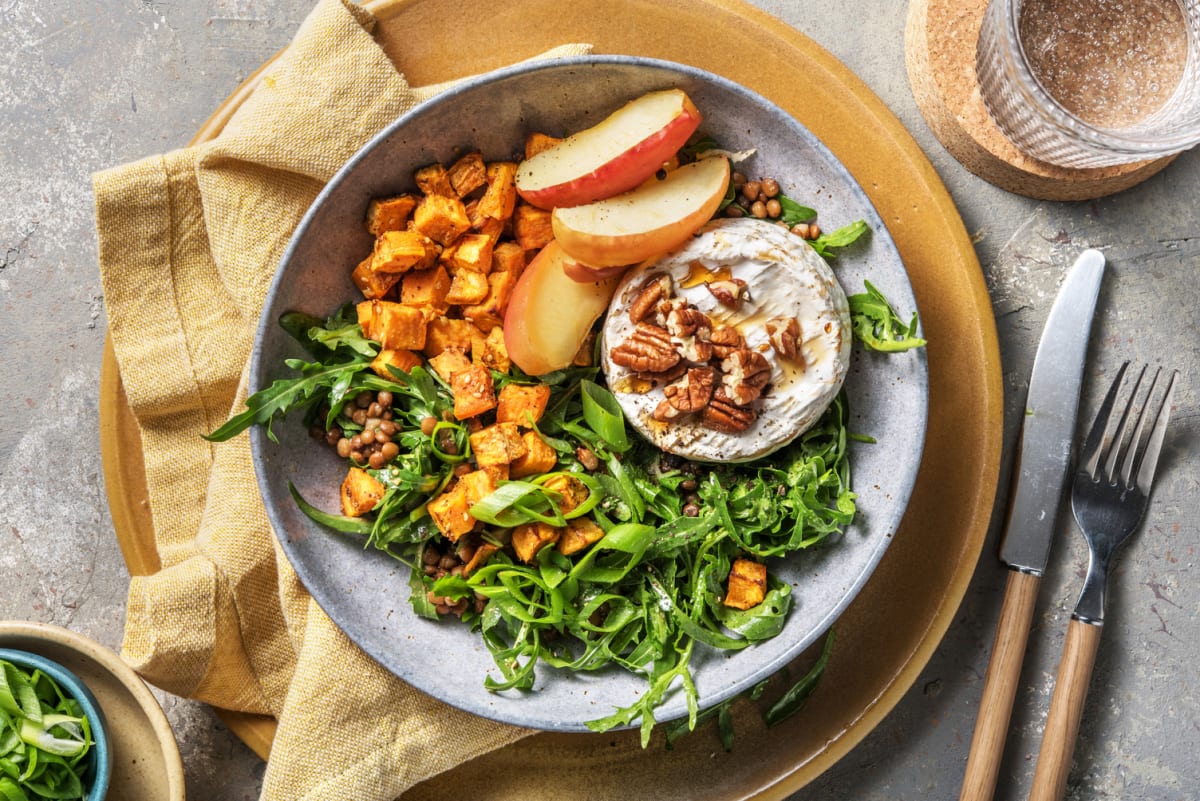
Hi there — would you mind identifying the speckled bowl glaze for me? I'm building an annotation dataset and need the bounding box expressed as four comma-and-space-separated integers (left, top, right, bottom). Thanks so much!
0, 647, 111, 801
250, 55, 928, 731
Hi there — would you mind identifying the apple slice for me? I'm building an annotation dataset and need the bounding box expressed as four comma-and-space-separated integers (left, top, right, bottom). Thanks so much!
562, 258, 630, 283
515, 89, 702, 210
504, 240, 620, 375
551, 155, 730, 267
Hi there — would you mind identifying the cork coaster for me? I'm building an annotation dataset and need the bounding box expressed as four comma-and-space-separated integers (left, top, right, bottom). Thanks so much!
904, 0, 1174, 200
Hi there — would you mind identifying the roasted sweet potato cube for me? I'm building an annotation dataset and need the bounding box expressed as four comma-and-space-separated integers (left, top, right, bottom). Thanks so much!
340, 467, 386, 517
445, 269, 490, 305
414, 162, 455, 196
513, 203, 554, 251
371, 230, 439, 274
463, 542, 499, 576
496, 382, 551, 427
509, 431, 558, 478
472, 214, 507, 243
476, 161, 518, 223
474, 326, 510, 373
427, 347, 471, 383
542, 473, 590, 515
367, 300, 426, 350
559, 517, 605, 556
447, 233, 494, 274
524, 131, 563, 159
512, 521, 563, 564
351, 255, 401, 300
469, 422, 528, 468
480, 464, 510, 484
423, 318, 478, 357
491, 241, 526, 275
356, 300, 374, 330
400, 265, 451, 314
448, 151, 488, 197
450, 364, 497, 419
461, 269, 518, 332
724, 558, 768, 610
458, 468, 497, 505
365, 194, 419, 235
370, 348, 422, 378
412, 194, 471, 246
426, 482, 474, 541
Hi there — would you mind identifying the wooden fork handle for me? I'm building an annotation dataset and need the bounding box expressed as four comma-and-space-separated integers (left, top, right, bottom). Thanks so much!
1029, 618, 1104, 801
959, 570, 1041, 801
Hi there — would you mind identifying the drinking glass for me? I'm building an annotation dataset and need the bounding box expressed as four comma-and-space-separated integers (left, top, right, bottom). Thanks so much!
976, 0, 1200, 167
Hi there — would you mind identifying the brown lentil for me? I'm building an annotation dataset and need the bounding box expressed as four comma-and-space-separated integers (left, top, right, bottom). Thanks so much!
750, 200, 767, 218
766, 198, 782, 217
741, 180, 761, 202
761, 177, 780, 198
683, 503, 700, 517
420, 416, 438, 436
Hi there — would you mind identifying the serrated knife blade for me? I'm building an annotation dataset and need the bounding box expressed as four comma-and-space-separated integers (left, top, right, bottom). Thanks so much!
959, 249, 1105, 801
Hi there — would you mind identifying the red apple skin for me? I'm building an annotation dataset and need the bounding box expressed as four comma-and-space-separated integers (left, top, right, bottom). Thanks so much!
551, 156, 730, 267
562, 258, 630, 283
504, 241, 620, 375
515, 89, 702, 210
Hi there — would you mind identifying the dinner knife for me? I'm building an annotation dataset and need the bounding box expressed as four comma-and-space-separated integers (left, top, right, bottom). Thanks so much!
958, 249, 1105, 801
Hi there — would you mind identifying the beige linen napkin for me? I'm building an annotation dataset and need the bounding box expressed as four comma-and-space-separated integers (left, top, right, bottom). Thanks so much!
94, 1, 589, 797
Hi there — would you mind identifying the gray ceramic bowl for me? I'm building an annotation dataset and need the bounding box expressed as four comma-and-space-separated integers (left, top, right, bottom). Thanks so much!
250, 55, 928, 731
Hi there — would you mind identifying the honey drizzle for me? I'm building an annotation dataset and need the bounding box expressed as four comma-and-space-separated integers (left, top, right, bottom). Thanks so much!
680, 260, 733, 288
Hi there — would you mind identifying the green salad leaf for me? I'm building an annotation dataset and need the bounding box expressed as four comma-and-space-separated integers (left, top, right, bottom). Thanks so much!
848, 280, 927, 352
0, 660, 94, 801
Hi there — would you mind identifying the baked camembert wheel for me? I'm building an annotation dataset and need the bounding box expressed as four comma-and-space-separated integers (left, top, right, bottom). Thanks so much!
601, 217, 851, 463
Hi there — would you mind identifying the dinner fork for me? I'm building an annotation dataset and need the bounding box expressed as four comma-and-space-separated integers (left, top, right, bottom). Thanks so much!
1028, 362, 1178, 801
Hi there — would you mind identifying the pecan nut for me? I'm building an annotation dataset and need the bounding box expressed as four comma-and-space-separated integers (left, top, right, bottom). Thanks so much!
665, 305, 712, 339
706, 278, 748, 309
652, 400, 683, 422
663, 367, 715, 413
610, 323, 680, 374
765, 316, 802, 362
706, 325, 745, 359
628, 273, 673, 323
702, 393, 756, 433
721, 348, 772, 406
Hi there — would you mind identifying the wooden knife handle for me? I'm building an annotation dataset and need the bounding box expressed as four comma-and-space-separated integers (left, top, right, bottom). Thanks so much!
1028, 618, 1104, 801
959, 570, 1040, 801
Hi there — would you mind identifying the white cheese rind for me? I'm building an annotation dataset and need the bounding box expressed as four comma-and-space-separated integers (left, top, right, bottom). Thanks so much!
601, 217, 852, 463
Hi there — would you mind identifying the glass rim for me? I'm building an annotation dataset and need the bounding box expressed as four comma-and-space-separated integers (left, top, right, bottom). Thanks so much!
1001, 0, 1200, 157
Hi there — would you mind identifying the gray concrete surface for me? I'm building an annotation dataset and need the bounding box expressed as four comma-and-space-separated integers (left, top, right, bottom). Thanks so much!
0, 1, 1196, 799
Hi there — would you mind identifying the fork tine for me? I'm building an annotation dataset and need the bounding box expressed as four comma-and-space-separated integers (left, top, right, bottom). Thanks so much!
1119, 367, 1161, 488
1102, 364, 1147, 483
1079, 361, 1130, 479
1133, 369, 1177, 493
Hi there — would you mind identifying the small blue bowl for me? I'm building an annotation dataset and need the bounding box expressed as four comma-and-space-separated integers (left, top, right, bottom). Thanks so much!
0, 647, 111, 801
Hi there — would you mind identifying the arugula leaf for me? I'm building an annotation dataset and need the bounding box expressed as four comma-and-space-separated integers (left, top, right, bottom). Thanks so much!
777, 194, 818, 225
808, 219, 869, 259
205, 356, 371, 443
765, 628, 835, 725
848, 280, 927, 352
